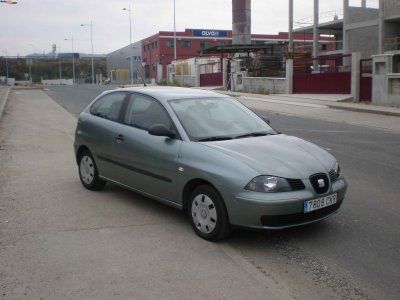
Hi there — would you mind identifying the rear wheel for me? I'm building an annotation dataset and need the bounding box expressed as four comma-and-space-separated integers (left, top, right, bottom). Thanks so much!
188, 185, 231, 241
78, 150, 106, 191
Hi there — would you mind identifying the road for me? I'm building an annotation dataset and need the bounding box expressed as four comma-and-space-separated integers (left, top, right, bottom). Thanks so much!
43, 85, 400, 298
1, 85, 399, 299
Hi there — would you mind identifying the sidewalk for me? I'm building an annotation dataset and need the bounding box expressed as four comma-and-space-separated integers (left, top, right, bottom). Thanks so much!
0, 89, 291, 299
217, 90, 400, 117
0, 86, 10, 120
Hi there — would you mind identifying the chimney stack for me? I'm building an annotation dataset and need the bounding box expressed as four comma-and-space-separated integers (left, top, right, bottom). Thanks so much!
232, 0, 251, 45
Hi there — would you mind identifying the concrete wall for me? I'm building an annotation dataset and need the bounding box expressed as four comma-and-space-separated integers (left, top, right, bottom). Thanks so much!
346, 7, 380, 58
173, 75, 196, 87
348, 26, 379, 58
372, 53, 400, 107
41, 79, 73, 85
241, 77, 287, 94
2, 78, 15, 86
384, 0, 400, 20
348, 7, 379, 23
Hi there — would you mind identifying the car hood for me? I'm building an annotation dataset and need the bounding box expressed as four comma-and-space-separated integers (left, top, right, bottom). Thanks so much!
200, 134, 336, 179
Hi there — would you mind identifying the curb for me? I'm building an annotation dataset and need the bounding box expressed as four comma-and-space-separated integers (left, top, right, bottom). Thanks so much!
215, 90, 400, 118
327, 104, 400, 117
0, 87, 10, 121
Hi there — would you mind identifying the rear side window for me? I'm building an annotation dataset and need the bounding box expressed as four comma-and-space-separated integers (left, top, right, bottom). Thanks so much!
90, 92, 126, 122
123, 94, 172, 131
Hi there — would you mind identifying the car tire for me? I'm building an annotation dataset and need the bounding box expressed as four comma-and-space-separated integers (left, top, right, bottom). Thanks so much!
78, 149, 106, 191
188, 184, 232, 241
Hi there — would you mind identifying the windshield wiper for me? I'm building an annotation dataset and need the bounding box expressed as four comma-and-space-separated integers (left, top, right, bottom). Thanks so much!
197, 136, 233, 142
233, 132, 273, 139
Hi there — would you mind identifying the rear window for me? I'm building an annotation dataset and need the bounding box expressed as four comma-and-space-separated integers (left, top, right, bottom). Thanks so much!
90, 92, 126, 122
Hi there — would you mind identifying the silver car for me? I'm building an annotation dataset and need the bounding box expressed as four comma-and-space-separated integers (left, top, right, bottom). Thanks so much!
74, 87, 347, 241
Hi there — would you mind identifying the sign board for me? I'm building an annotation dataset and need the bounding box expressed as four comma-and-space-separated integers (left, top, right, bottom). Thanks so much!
126, 56, 142, 62
193, 29, 228, 38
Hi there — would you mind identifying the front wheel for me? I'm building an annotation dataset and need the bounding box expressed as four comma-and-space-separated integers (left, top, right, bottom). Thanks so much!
78, 150, 106, 191
188, 185, 231, 241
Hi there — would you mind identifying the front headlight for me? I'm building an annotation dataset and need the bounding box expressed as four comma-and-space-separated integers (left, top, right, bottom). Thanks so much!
334, 162, 342, 178
245, 176, 292, 193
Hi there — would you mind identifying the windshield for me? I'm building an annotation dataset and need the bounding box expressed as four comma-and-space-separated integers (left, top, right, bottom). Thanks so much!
169, 97, 276, 141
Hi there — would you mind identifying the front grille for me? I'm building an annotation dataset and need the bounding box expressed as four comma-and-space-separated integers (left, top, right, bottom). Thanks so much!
309, 173, 330, 194
329, 169, 338, 183
287, 178, 305, 191
260, 199, 342, 227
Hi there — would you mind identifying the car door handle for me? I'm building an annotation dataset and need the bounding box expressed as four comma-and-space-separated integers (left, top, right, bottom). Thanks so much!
116, 134, 124, 143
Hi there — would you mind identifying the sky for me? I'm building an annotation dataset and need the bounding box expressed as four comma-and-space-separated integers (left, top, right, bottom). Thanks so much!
0, 0, 370, 56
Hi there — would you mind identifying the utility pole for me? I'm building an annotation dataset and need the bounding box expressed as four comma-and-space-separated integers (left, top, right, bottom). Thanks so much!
174, 0, 177, 60
81, 21, 95, 84
123, 4, 134, 85
313, 0, 319, 71
65, 37, 75, 84
378, 0, 385, 54
288, 0, 294, 54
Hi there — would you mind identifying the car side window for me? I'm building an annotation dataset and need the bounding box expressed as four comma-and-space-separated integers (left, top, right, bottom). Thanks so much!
90, 92, 126, 122
123, 94, 172, 131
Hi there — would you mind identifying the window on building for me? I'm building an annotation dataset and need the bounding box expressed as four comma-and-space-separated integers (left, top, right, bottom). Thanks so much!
180, 40, 191, 48
321, 44, 327, 51
304, 44, 312, 51
200, 41, 211, 49
155, 41, 158, 48
252, 40, 265, 45
166, 40, 174, 48
217, 41, 226, 46
143, 45, 146, 52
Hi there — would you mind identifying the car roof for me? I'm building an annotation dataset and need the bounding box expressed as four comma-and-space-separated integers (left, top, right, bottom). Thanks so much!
106, 86, 228, 102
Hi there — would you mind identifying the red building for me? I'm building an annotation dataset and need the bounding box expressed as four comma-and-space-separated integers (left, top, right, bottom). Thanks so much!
139, 28, 335, 80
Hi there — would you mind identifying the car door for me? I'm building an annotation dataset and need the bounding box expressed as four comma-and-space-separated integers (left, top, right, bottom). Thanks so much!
111, 93, 182, 203
83, 91, 128, 179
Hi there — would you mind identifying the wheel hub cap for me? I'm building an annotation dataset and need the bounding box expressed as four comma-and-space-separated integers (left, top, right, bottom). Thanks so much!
80, 156, 95, 185
191, 194, 217, 234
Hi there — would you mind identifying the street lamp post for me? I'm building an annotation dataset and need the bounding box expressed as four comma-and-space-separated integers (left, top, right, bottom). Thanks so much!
2, 50, 8, 85
65, 37, 75, 84
123, 5, 134, 85
81, 21, 95, 84
28, 44, 36, 84
58, 46, 62, 82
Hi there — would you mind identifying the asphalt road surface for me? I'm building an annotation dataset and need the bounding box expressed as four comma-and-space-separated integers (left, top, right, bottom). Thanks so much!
1, 85, 398, 299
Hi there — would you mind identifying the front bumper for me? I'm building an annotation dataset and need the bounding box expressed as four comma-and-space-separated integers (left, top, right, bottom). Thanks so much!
222, 177, 348, 230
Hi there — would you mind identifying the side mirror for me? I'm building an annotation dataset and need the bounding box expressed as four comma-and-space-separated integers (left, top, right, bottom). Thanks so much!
260, 115, 281, 134
148, 124, 176, 139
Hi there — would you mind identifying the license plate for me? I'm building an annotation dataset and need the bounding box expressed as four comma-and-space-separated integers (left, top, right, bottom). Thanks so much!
304, 193, 337, 213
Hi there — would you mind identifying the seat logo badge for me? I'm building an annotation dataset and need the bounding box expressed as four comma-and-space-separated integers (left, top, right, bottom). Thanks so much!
178, 167, 184, 172
318, 179, 325, 188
